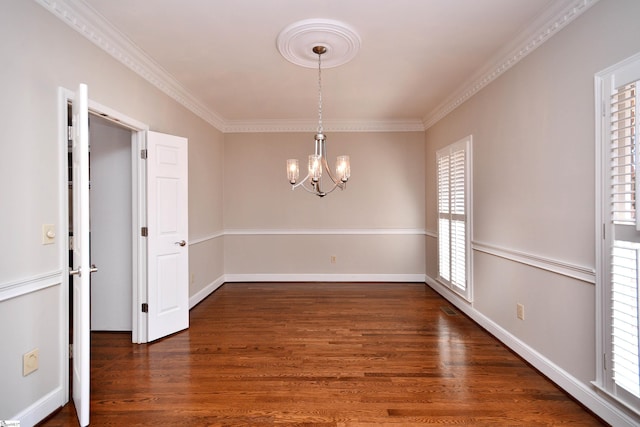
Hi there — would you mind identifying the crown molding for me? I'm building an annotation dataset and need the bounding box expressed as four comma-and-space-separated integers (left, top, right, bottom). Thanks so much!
37, 0, 599, 134
422, 0, 600, 130
223, 118, 425, 133
34, 0, 227, 131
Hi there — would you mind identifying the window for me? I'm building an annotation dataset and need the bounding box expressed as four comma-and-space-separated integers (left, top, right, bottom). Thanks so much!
437, 136, 472, 301
596, 53, 640, 414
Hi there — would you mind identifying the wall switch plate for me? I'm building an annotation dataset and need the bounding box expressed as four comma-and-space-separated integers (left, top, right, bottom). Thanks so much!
330, 255, 337, 264
517, 303, 525, 320
23, 348, 39, 376
42, 224, 56, 245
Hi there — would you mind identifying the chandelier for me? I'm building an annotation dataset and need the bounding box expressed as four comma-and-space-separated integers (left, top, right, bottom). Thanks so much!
286, 46, 351, 197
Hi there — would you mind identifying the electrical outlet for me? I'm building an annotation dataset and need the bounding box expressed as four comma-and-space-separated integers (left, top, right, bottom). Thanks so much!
517, 303, 525, 320
42, 224, 56, 245
23, 348, 39, 376
330, 255, 337, 264
190, 273, 195, 284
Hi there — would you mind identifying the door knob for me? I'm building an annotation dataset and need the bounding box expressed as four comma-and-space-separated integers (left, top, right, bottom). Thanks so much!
70, 264, 98, 277
175, 240, 186, 247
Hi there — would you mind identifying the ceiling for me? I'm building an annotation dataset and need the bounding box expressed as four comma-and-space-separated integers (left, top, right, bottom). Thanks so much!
53, 0, 593, 131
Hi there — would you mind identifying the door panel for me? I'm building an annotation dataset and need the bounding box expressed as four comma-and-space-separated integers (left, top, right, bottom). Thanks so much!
146, 131, 189, 342
71, 83, 90, 427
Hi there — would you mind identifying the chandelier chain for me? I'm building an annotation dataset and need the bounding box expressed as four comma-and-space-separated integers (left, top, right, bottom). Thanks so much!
317, 50, 323, 134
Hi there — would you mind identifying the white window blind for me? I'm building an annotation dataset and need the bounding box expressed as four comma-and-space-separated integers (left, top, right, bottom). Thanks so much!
437, 136, 472, 301
611, 82, 637, 226
611, 241, 640, 398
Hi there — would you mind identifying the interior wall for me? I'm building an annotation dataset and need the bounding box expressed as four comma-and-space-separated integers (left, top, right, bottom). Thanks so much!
424, 0, 640, 416
0, 0, 224, 423
223, 131, 425, 278
89, 115, 133, 331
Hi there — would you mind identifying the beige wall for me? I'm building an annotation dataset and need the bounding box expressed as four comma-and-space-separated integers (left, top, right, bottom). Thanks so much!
425, 0, 640, 402
224, 131, 425, 278
0, 0, 224, 421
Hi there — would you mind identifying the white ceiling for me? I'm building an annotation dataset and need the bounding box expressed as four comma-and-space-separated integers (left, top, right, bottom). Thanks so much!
48, 0, 595, 131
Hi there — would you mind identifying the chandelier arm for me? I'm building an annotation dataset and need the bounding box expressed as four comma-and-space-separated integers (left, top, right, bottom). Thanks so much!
301, 179, 327, 196
319, 181, 342, 196
320, 143, 346, 187
291, 173, 311, 190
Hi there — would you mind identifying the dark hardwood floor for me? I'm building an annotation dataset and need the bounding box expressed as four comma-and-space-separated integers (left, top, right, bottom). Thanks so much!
41, 282, 605, 426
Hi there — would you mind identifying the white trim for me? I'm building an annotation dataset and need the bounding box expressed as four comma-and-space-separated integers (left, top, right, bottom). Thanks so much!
0, 271, 63, 302
224, 119, 425, 133
425, 275, 638, 427
36, 0, 598, 134
60, 87, 151, 343
57, 87, 71, 408
224, 274, 426, 283
594, 60, 607, 406
429, 229, 595, 284
35, 0, 226, 131
189, 231, 224, 245
422, 0, 599, 129
12, 386, 65, 427
472, 240, 596, 284
189, 276, 225, 308
224, 228, 426, 236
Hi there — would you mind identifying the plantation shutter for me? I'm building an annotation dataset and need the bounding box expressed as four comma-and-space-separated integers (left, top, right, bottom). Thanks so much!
438, 154, 451, 282
609, 80, 640, 403
437, 137, 472, 301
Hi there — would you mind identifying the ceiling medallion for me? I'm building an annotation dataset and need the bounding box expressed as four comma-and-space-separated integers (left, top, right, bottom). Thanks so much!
276, 18, 361, 68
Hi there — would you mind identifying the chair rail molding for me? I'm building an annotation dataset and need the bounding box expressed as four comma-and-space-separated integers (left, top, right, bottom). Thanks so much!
0, 270, 63, 302
472, 240, 595, 284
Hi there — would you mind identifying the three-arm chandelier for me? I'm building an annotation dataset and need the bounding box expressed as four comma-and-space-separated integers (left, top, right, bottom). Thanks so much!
286, 45, 350, 197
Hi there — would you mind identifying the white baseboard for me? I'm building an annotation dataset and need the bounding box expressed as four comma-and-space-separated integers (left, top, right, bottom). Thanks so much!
223, 273, 426, 283
12, 386, 65, 427
424, 275, 638, 427
189, 276, 225, 309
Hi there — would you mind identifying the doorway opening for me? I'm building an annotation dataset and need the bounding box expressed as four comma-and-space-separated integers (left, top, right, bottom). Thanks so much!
63, 94, 149, 353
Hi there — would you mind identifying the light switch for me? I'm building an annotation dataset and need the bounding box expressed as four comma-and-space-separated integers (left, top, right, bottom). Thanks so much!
42, 224, 55, 245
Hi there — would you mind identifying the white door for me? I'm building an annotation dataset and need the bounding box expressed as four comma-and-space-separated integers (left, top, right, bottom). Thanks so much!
146, 131, 189, 342
70, 83, 91, 427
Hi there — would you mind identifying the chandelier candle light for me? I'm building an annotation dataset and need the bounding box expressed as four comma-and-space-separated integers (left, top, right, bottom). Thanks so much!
286, 46, 350, 197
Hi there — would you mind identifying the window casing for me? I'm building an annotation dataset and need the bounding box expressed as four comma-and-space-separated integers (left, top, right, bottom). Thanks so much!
437, 136, 472, 302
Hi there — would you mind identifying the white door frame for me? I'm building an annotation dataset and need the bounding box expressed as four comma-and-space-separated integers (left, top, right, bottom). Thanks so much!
59, 89, 150, 360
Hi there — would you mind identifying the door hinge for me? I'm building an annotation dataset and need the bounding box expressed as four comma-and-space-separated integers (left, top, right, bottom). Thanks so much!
141, 149, 148, 159
141, 303, 149, 313
68, 125, 73, 141
141, 227, 148, 237
69, 344, 73, 359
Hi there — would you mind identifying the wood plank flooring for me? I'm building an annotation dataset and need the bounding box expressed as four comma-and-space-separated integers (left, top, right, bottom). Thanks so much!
41, 282, 605, 426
